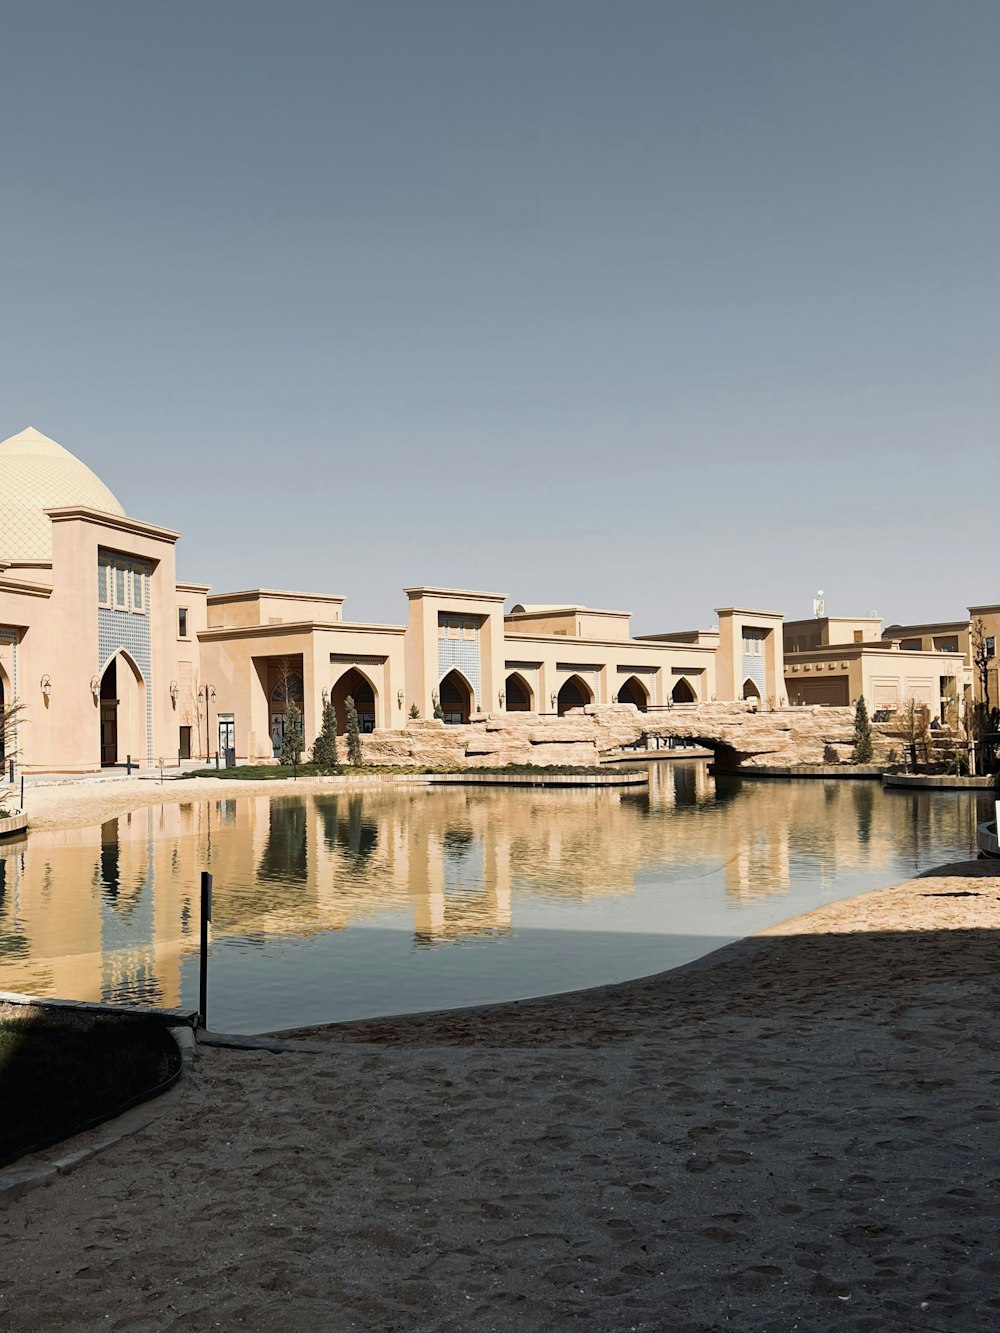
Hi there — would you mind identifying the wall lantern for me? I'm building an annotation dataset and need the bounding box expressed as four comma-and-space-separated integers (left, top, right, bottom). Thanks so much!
497, 690, 505, 707
169, 680, 180, 706
321, 687, 329, 705
550, 691, 558, 710
431, 690, 439, 706
41, 674, 52, 700
397, 689, 404, 709
91, 675, 101, 704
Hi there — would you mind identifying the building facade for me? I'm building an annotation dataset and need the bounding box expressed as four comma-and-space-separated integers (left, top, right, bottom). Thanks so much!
1, 427, 992, 772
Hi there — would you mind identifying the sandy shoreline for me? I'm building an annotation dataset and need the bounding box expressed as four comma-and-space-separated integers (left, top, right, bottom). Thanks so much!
1, 854, 998, 1331
4, 778, 1000, 1329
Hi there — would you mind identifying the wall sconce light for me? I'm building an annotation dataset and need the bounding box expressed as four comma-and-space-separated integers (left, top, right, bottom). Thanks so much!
41, 674, 52, 700
498, 690, 505, 708
91, 675, 101, 704
431, 690, 439, 706
550, 691, 558, 710
397, 689, 404, 708
321, 686, 329, 705
169, 680, 180, 706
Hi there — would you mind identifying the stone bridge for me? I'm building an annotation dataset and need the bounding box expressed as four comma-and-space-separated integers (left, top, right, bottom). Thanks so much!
361, 702, 891, 771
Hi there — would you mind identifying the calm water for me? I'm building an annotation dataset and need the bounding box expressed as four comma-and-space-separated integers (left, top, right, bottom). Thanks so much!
0, 763, 985, 1033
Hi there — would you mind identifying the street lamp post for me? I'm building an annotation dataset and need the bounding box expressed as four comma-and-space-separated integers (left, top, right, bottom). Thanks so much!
201, 684, 217, 761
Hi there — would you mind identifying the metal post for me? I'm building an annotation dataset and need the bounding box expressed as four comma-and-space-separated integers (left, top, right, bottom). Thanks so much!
20, 774, 24, 809
126, 753, 132, 776
199, 871, 213, 1029
8, 760, 12, 785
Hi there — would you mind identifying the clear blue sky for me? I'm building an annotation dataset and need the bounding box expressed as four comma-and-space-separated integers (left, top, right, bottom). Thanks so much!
2, 1, 996, 631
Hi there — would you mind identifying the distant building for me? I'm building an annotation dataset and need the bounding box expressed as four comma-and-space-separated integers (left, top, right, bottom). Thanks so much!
782, 615, 965, 719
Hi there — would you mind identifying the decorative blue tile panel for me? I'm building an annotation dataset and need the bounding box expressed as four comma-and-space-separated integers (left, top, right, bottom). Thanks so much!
742, 653, 766, 695
98, 549, 153, 761
438, 637, 481, 704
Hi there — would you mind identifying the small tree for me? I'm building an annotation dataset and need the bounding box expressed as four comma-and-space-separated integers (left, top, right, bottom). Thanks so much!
1, 696, 22, 811
280, 698, 304, 769
970, 619, 998, 770
312, 696, 340, 769
433, 700, 445, 721
408, 702, 420, 720
898, 698, 930, 771
971, 618, 995, 708
851, 696, 874, 764
345, 695, 364, 767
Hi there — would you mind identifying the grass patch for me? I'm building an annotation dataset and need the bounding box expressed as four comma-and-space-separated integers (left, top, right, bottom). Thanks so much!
0, 1013, 178, 1167
187, 762, 634, 779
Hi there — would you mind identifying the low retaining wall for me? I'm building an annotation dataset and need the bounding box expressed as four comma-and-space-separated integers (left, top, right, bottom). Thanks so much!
732, 764, 883, 780
420, 771, 648, 788
882, 773, 996, 791
977, 820, 999, 858
0, 811, 28, 840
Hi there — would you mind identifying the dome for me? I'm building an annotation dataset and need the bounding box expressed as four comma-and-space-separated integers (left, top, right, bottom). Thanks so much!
0, 427, 126, 562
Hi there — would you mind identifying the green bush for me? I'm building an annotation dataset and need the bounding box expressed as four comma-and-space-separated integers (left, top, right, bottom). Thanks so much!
852, 696, 874, 764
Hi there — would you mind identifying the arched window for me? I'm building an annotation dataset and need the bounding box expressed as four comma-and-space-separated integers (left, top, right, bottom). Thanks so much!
557, 675, 594, 716
505, 672, 533, 712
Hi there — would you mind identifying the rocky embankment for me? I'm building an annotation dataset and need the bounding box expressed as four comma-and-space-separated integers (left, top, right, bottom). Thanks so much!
359, 703, 894, 771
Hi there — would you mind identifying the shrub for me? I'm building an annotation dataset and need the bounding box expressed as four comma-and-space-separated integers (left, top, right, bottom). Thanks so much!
280, 700, 304, 767
852, 696, 874, 764
312, 697, 340, 769
345, 696, 364, 767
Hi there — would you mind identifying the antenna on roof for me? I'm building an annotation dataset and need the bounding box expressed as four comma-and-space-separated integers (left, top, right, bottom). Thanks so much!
812, 590, 825, 619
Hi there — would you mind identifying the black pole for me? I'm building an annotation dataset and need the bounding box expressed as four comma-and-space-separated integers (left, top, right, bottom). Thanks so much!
199, 870, 213, 1029
20, 774, 24, 809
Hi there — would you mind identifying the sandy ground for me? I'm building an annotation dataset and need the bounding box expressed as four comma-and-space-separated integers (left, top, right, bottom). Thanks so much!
1, 864, 999, 1332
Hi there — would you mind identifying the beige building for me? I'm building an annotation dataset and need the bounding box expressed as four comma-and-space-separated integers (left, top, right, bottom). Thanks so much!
0, 426, 992, 773
882, 608, 1000, 712
783, 615, 964, 719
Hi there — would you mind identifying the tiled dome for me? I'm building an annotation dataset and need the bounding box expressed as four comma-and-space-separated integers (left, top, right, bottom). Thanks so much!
0, 427, 126, 562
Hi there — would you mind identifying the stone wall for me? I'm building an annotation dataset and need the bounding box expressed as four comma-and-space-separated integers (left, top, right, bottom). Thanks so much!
359, 703, 897, 770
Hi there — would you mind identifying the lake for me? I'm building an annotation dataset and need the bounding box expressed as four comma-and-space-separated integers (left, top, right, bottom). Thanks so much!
0, 763, 985, 1033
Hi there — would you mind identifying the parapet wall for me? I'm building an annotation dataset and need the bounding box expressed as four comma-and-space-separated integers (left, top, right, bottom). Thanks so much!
359, 703, 895, 770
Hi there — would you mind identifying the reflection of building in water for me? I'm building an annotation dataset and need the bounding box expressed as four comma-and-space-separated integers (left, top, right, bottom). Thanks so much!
0, 774, 981, 1007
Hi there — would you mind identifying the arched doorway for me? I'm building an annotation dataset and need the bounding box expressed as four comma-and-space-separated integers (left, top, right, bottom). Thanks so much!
438, 670, 473, 724
671, 677, 697, 704
505, 672, 533, 712
617, 676, 649, 712
269, 666, 304, 757
99, 652, 146, 767
557, 674, 594, 716
742, 678, 761, 710
331, 667, 378, 734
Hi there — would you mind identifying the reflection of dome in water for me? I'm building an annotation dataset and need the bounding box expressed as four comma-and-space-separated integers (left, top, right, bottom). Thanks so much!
0, 426, 126, 562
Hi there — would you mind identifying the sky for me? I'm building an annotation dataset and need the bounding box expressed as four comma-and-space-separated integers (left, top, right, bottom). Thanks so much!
2, 1, 997, 633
